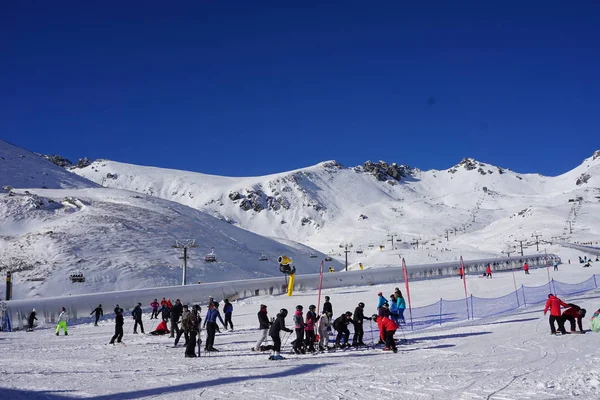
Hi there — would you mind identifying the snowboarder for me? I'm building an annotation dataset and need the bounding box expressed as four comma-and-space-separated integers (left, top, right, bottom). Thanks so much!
304, 305, 319, 353
333, 311, 353, 348
175, 305, 191, 347
544, 294, 568, 334
486, 264, 492, 278
56, 307, 69, 336
203, 301, 225, 352
254, 304, 271, 351
90, 304, 103, 326
561, 304, 586, 333
169, 299, 183, 338
150, 299, 160, 319
292, 305, 305, 354
266, 308, 293, 360
317, 311, 332, 351
223, 299, 234, 330
373, 315, 398, 353
352, 302, 370, 346
109, 308, 124, 344
132, 303, 144, 334
27, 308, 37, 332
523, 262, 530, 275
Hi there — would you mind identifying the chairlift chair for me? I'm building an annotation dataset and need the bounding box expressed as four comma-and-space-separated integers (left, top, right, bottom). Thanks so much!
259, 250, 268, 261
69, 271, 85, 283
309, 252, 318, 258
205, 247, 217, 262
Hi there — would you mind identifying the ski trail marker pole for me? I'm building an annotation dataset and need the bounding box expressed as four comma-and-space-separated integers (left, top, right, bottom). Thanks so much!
461, 256, 469, 319
402, 258, 413, 329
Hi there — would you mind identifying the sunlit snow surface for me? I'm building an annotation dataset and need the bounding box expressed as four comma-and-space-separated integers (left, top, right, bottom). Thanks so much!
2, 262, 600, 400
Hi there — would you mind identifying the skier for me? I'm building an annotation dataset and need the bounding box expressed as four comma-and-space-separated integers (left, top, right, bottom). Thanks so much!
90, 304, 103, 326
114, 304, 120, 315
322, 296, 333, 316
27, 308, 37, 332
109, 308, 124, 344
396, 290, 406, 323
352, 302, 371, 346
175, 305, 191, 347
203, 301, 225, 352
132, 302, 144, 334
486, 264, 492, 278
56, 307, 69, 336
543, 294, 568, 334
149, 320, 170, 335
223, 299, 234, 330
292, 305, 305, 354
150, 299, 160, 319
191, 305, 202, 356
267, 308, 293, 360
376, 292, 388, 312
317, 311, 332, 351
389, 294, 400, 326
304, 305, 319, 353
169, 299, 183, 338
378, 302, 391, 318
458, 266, 464, 279
553, 261, 559, 272
333, 311, 353, 348
561, 304, 586, 333
254, 304, 271, 351
523, 262, 530, 275
372, 314, 398, 353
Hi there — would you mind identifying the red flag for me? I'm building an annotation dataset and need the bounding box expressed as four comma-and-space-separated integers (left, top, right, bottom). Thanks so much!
402, 258, 413, 327
317, 261, 324, 313
460, 256, 469, 319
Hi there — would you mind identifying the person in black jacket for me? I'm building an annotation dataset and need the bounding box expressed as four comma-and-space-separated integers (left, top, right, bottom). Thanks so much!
90, 304, 103, 326
109, 308, 124, 344
132, 303, 144, 334
333, 311, 353, 348
170, 299, 183, 338
27, 308, 37, 332
254, 304, 272, 351
266, 309, 293, 357
352, 302, 371, 346
322, 296, 333, 315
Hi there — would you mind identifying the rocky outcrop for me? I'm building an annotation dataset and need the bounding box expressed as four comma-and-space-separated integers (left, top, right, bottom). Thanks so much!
593, 150, 600, 161
576, 173, 591, 186
37, 154, 73, 168
362, 161, 413, 182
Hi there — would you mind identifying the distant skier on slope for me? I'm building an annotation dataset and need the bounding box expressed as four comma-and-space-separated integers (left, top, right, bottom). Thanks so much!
56, 307, 69, 336
109, 308, 124, 344
27, 308, 37, 332
90, 304, 103, 326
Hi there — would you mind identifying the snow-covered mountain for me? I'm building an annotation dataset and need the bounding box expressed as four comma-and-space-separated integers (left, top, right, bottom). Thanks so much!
2, 137, 600, 300
72, 150, 600, 256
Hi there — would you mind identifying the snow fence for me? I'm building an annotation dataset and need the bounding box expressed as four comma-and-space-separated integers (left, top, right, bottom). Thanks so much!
1, 253, 561, 331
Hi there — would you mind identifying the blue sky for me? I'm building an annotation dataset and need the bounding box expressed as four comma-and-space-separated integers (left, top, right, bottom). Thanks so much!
1, 1, 599, 177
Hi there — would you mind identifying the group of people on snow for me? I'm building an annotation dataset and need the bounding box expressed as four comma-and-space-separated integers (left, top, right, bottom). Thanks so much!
543, 293, 587, 335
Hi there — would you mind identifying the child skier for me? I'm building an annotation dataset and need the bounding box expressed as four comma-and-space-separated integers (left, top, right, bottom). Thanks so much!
318, 311, 332, 351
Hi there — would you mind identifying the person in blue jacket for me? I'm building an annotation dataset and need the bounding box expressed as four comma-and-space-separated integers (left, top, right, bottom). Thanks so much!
376, 292, 388, 312
389, 294, 400, 325
203, 301, 225, 352
396, 290, 406, 324
223, 299, 234, 330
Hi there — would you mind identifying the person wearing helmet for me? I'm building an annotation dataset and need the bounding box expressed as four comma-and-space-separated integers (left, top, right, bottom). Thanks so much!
304, 305, 319, 353
377, 292, 388, 312
27, 308, 37, 332
352, 302, 371, 346
317, 311, 332, 351
292, 305, 306, 354
203, 301, 225, 352
267, 309, 293, 359
56, 307, 69, 336
332, 311, 353, 348
254, 304, 271, 351
90, 304, 103, 326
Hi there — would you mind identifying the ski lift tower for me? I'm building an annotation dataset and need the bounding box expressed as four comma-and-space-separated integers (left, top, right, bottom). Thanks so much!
173, 239, 198, 286
339, 242, 353, 272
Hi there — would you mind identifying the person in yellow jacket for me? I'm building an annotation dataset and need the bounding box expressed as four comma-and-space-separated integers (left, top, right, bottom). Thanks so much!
56, 307, 69, 336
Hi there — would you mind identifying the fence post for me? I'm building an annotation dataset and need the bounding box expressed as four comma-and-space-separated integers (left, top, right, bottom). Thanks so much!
551, 278, 556, 295
522, 284, 527, 306
470, 295, 474, 319
594, 274, 598, 288
439, 298, 443, 326
515, 289, 520, 307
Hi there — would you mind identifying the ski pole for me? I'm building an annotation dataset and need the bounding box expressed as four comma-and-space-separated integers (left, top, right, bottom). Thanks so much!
397, 320, 408, 344
369, 320, 375, 348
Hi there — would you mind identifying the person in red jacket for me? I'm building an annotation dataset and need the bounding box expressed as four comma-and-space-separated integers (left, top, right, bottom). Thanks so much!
523, 262, 530, 275
149, 320, 170, 335
561, 304, 586, 333
485, 264, 492, 279
543, 294, 568, 334
372, 315, 398, 353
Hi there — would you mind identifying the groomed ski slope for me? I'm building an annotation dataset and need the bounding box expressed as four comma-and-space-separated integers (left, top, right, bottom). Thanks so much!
2, 255, 600, 399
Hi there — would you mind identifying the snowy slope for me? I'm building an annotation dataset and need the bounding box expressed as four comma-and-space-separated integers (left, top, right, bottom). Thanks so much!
0, 188, 341, 299
0, 139, 97, 189
2, 263, 600, 399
